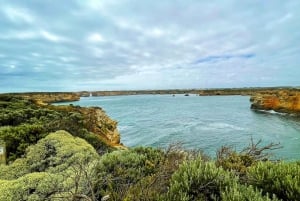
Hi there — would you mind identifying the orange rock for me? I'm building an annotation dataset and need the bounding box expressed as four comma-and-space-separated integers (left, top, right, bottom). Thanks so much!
250, 89, 300, 114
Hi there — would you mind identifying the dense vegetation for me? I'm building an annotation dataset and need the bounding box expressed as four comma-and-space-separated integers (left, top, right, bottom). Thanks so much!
0, 95, 299, 200
0, 95, 112, 162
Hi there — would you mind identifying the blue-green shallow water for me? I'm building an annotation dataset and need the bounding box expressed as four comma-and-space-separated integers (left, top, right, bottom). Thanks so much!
56, 95, 300, 160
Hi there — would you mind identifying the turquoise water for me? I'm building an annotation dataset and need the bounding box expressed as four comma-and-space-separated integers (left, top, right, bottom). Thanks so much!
58, 95, 300, 160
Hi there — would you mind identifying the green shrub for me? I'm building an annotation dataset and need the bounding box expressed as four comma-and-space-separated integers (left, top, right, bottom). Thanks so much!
96, 147, 164, 200
165, 158, 280, 201
0, 172, 64, 201
0, 158, 30, 180
247, 161, 300, 200
222, 183, 279, 201
0, 131, 98, 178
166, 158, 236, 201
216, 139, 283, 186
0, 131, 99, 200
25, 130, 99, 173
216, 145, 254, 170
122, 144, 201, 201
0, 124, 46, 162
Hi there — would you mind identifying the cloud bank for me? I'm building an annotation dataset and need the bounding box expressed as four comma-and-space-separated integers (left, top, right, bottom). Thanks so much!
0, 0, 299, 92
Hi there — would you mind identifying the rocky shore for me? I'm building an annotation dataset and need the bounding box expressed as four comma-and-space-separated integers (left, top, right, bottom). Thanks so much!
250, 89, 300, 114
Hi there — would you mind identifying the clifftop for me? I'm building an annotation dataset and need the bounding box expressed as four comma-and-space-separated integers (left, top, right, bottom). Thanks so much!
0, 94, 124, 163
48, 104, 121, 146
1, 92, 80, 105
250, 89, 300, 114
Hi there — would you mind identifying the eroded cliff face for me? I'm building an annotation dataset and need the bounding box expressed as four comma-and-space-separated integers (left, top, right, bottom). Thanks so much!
78, 106, 121, 145
0, 93, 123, 149
25, 93, 122, 146
49, 104, 122, 147
250, 89, 300, 114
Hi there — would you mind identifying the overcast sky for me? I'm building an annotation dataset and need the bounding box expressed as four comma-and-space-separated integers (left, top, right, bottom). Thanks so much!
1, 0, 300, 92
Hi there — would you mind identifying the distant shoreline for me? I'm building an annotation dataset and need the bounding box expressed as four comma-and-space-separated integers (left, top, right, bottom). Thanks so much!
1, 86, 299, 97
77, 87, 300, 97
2, 86, 300, 117
1, 86, 300, 100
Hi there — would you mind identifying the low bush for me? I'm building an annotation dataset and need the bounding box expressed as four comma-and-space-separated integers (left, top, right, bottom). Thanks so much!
247, 161, 300, 200
165, 157, 281, 201
0, 124, 46, 162
221, 183, 279, 201
216, 139, 282, 181
166, 158, 235, 201
0, 131, 99, 200
0, 172, 64, 201
95, 147, 164, 200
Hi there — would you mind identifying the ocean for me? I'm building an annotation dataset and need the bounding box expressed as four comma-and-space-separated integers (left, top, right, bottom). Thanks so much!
57, 94, 300, 160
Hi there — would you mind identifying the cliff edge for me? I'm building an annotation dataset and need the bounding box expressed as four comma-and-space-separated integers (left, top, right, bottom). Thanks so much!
250, 89, 300, 114
48, 104, 121, 146
0, 93, 124, 162
2, 92, 80, 105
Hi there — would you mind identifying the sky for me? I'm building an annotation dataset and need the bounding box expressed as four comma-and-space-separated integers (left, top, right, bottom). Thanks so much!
0, 0, 300, 92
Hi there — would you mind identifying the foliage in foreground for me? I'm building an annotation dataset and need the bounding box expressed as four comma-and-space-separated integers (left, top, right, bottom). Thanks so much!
0, 130, 299, 200
0, 130, 99, 200
165, 158, 280, 201
248, 161, 300, 201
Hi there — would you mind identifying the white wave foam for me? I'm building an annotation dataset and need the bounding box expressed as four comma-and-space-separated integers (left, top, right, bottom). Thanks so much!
201, 122, 245, 131
118, 125, 132, 131
257, 109, 287, 116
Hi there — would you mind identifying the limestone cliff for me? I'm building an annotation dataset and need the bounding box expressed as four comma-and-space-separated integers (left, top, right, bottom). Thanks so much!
250, 89, 300, 114
0, 93, 123, 149
48, 104, 122, 147
74, 106, 121, 145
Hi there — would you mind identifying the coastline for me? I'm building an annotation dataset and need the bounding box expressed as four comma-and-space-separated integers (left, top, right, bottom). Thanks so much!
2, 86, 300, 115
2, 87, 300, 116
250, 89, 300, 115
77, 87, 300, 97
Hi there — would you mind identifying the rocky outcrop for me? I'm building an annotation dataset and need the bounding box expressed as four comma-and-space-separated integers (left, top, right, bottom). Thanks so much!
2, 92, 80, 105
47, 104, 122, 147
78, 106, 121, 145
250, 89, 300, 114
0, 93, 123, 148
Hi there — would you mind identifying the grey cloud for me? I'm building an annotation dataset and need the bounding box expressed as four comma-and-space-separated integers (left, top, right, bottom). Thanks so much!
0, 0, 300, 92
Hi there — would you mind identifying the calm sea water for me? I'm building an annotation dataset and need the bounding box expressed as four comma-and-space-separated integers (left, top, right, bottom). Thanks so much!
58, 95, 300, 160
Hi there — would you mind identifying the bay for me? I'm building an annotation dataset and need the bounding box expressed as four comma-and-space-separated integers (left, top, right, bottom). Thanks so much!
57, 94, 300, 160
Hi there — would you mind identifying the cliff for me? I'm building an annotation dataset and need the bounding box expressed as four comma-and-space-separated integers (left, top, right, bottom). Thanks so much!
2, 92, 80, 105
0, 92, 122, 147
48, 104, 121, 146
250, 89, 300, 114
80, 106, 121, 145
0, 94, 124, 162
